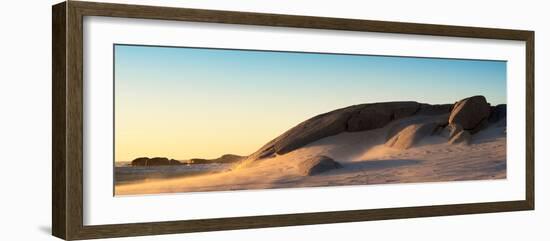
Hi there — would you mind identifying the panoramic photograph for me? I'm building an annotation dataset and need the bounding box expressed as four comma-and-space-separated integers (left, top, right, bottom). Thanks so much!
113, 44, 507, 195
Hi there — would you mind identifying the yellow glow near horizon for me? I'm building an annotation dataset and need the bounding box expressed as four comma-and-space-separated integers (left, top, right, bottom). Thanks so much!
114, 95, 326, 162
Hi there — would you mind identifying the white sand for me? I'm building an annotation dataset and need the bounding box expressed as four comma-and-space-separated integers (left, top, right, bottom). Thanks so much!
115, 116, 506, 195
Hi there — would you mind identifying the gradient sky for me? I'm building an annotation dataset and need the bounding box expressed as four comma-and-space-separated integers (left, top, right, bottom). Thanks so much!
114, 44, 506, 162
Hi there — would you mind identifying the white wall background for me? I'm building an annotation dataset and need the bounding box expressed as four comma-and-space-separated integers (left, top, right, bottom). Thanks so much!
0, 0, 547, 240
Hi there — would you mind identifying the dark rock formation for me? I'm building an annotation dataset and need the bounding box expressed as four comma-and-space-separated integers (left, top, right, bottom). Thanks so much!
188, 158, 210, 164
470, 119, 489, 134
131, 157, 181, 166
189, 154, 244, 164
131, 157, 149, 166
240, 95, 502, 166
489, 104, 507, 123
449, 96, 491, 130
417, 104, 453, 115
131, 155, 244, 166
346, 102, 420, 131
298, 156, 342, 176
247, 101, 451, 162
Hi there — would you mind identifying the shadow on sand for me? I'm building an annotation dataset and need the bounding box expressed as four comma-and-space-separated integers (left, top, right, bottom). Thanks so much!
270, 159, 423, 187
326, 159, 423, 175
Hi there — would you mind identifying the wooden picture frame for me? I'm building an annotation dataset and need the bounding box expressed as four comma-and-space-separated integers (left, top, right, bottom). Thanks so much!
52, 1, 534, 240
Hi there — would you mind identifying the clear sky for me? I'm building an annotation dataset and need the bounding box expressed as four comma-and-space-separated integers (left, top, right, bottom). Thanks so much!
114, 44, 506, 162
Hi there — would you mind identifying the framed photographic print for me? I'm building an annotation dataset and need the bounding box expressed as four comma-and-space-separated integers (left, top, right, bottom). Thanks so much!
52, 1, 534, 240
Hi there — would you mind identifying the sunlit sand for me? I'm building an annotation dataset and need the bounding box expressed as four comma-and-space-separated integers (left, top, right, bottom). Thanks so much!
115, 112, 506, 195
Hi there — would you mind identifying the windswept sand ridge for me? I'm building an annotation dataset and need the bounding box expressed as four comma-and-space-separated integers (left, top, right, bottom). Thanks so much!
115, 113, 506, 195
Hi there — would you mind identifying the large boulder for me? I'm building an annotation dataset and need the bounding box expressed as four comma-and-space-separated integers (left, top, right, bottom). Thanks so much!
298, 156, 342, 176
385, 122, 439, 149
470, 119, 489, 134
449, 96, 491, 130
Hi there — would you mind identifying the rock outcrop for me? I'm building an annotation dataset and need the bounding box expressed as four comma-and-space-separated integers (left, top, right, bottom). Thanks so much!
240, 95, 504, 166
131, 157, 182, 166
247, 101, 450, 162
444, 96, 505, 143
449, 95, 491, 131
131, 154, 244, 166
189, 154, 244, 164
298, 156, 342, 176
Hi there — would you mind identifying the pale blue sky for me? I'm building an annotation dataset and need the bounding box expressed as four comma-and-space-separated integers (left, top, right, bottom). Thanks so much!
114, 44, 506, 161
